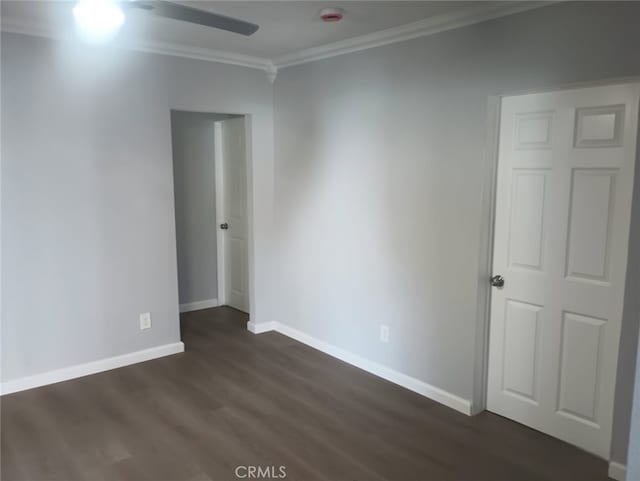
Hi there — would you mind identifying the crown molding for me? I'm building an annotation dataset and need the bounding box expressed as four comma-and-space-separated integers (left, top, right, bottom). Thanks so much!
273, 1, 552, 68
0, 17, 273, 72
1, 17, 52, 39
126, 38, 272, 71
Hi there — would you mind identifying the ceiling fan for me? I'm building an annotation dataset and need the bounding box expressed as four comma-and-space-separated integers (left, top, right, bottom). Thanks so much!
125, 1, 259, 36
72, 0, 259, 41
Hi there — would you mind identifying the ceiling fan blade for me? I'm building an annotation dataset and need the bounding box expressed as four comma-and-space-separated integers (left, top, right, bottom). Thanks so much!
129, 1, 259, 36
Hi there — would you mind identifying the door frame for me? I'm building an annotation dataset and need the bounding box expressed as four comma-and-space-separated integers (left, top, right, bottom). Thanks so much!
474, 76, 640, 418
170, 109, 254, 319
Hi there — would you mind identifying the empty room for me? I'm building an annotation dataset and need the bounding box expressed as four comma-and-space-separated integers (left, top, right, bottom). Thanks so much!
2, 1, 640, 480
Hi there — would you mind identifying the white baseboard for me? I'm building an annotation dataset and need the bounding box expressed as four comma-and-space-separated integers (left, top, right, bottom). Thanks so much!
179, 298, 219, 313
248, 321, 472, 415
1, 342, 185, 396
247, 321, 276, 334
609, 461, 627, 481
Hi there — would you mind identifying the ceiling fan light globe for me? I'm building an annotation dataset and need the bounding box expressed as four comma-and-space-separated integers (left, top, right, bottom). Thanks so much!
72, 0, 125, 43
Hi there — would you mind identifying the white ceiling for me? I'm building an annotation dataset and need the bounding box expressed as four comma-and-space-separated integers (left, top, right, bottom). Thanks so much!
138, 2, 489, 59
1, 1, 543, 69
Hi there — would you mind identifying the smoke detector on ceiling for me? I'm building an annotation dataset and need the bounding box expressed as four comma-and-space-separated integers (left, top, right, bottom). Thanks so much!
320, 7, 344, 23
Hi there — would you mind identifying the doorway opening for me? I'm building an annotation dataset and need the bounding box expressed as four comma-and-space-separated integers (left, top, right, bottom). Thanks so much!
170, 110, 250, 315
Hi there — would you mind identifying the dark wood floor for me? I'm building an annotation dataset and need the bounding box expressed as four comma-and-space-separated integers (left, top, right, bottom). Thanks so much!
2, 307, 610, 481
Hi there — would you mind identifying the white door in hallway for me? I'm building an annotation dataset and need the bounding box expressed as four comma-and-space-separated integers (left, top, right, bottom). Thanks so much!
487, 83, 640, 458
215, 117, 249, 313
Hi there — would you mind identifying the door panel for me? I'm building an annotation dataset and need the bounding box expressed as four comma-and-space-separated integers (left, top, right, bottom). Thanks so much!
565, 169, 616, 283
508, 170, 547, 270
557, 311, 605, 425
487, 83, 640, 458
502, 300, 541, 404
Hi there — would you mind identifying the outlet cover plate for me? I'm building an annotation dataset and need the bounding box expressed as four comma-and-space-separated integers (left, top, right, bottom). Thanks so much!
380, 325, 389, 343
140, 312, 152, 330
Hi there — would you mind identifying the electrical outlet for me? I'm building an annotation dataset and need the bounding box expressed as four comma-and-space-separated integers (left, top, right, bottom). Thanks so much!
139, 312, 152, 330
380, 324, 389, 343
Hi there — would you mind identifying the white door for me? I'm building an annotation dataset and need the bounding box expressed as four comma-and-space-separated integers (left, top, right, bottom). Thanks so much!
215, 118, 249, 313
487, 83, 639, 458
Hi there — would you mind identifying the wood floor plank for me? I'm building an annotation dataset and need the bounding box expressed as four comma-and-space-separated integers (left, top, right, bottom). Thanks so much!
2, 307, 610, 481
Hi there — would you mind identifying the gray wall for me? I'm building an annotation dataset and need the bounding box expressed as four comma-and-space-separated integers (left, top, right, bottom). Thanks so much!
170, 111, 236, 305
274, 1, 640, 463
1, 32, 274, 382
